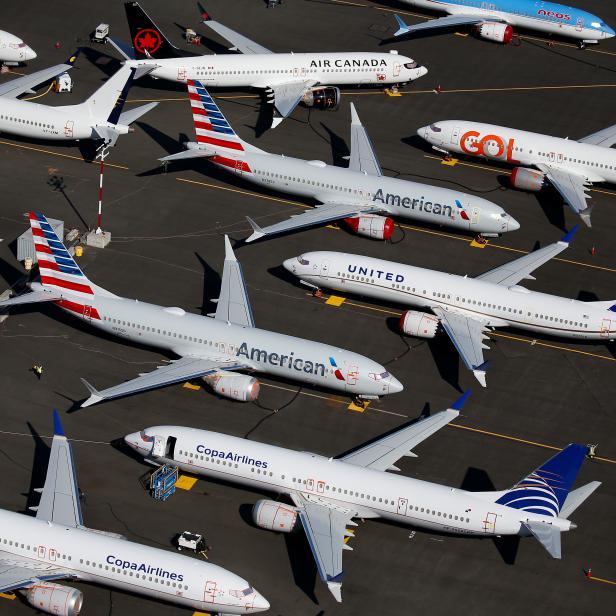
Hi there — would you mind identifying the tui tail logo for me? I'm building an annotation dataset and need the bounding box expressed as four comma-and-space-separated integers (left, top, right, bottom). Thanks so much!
133, 29, 162, 54
329, 357, 345, 381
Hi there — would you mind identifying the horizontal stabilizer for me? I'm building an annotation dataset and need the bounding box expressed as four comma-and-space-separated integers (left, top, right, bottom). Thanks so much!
108, 37, 135, 60
118, 101, 159, 126
560, 481, 601, 519
0, 290, 62, 309
522, 520, 562, 559
159, 148, 213, 163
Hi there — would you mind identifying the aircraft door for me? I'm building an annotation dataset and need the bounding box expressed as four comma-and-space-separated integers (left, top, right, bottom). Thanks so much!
204, 581, 217, 603
576, 17, 584, 32
178, 66, 187, 81
317, 480, 325, 494
165, 436, 177, 459
393, 62, 400, 77
320, 259, 330, 277
346, 365, 358, 386
235, 158, 244, 175
152, 435, 166, 457
482, 512, 497, 533
49, 548, 57, 562
64, 120, 74, 138
600, 318, 612, 337
37, 546, 46, 559
397, 497, 408, 516
471, 206, 480, 225
451, 126, 461, 145
307, 478, 314, 492
83, 305, 92, 322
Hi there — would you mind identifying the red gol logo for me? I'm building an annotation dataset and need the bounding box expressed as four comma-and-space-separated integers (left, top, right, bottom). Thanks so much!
133, 29, 162, 54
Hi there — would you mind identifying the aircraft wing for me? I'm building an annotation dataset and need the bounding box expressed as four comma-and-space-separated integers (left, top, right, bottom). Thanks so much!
393, 13, 497, 38
432, 307, 491, 387
0, 552, 70, 593
578, 124, 616, 148
476, 226, 577, 287
200, 7, 272, 54
348, 103, 382, 177
245, 202, 380, 243
340, 403, 464, 471
267, 80, 316, 128
291, 493, 356, 602
32, 411, 83, 528
213, 236, 255, 327
536, 163, 593, 226
0, 50, 79, 99
80, 355, 249, 408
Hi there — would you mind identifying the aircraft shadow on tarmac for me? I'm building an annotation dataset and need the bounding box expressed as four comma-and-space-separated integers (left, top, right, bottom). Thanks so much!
21, 422, 51, 515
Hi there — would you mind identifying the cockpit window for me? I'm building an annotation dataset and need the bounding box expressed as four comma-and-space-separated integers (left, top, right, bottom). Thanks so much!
591, 21, 601, 28
231, 587, 254, 598
429, 124, 441, 132
404, 61, 418, 69
369, 371, 390, 381
139, 430, 154, 442
298, 256, 310, 265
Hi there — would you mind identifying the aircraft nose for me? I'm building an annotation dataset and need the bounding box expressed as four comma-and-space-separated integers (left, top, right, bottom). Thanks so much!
124, 431, 141, 451
416, 125, 429, 141
416, 65, 428, 78
25, 46, 37, 60
507, 215, 521, 232
251, 590, 270, 612
282, 257, 296, 274
606, 25, 616, 37
388, 375, 404, 394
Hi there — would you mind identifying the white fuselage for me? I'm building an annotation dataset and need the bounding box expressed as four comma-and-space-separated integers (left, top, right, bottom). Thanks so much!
283, 251, 616, 339
419, 120, 616, 185
0, 30, 36, 63
202, 149, 518, 235
125, 426, 574, 540
37, 284, 401, 398
0, 509, 267, 613
130, 51, 425, 87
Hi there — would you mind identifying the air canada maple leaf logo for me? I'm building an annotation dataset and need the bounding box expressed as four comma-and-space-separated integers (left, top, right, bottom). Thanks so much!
133, 29, 162, 54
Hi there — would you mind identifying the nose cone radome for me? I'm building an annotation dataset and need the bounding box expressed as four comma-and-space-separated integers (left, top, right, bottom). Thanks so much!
416, 125, 429, 141
24, 45, 37, 60
507, 215, 521, 232
124, 431, 140, 451
388, 375, 404, 394
282, 257, 296, 275
251, 590, 270, 612
605, 24, 616, 38
416, 65, 428, 78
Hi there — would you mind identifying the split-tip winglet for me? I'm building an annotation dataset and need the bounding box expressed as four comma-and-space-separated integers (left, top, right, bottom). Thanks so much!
394, 14, 410, 36
66, 48, 81, 66
451, 389, 471, 410
53, 409, 65, 437
245, 216, 265, 243
80, 378, 103, 408
561, 224, 580, 244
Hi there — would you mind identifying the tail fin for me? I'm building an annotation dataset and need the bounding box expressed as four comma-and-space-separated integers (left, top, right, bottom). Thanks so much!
124, 1, 184, 59
495, 444, 589, 517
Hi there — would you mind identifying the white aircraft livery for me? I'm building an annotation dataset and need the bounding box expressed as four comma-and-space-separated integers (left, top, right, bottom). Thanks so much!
0, 29, 36, 64
0, 213, 402, 407
417, 119, 616, 226
283, 226, 616, 387
110, 1, 426, 127
159, 81, 519, 242
124, 392, 599, 602
0, 410, 269, 615
0, 53, 158, 147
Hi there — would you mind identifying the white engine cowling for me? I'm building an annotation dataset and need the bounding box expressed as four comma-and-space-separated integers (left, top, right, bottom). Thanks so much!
399, 310, 439, 338
301, 86, 340, 110
510, 167, 544, 191
475, 22, 513, 43
344, 214, 394, 240
203, 371, 260, 402
26, 583, 83, 616
252, 499, 299, 533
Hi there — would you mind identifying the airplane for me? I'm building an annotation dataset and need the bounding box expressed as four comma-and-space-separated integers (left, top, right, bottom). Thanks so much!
417, 119, 616, 227
158, 81, 519, 243
282, 226, 616, 387
389, 0, 614, 48
0, 212, 403, 408
0, 410, 269, 615
0, 54, 158, 148
108, 1, 427, 128
0, 29, 36, 64
124, 391, 600, 602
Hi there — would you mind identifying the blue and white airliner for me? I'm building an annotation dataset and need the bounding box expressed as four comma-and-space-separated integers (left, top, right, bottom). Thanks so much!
392, 0, 614, 47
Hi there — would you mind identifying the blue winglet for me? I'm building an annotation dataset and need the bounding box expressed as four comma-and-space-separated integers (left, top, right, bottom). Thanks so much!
394, 14, 409, 31
53, 409, 65, 437
561, 224, 579, 244
451, 390, 471, 410
326, 572, 345, 583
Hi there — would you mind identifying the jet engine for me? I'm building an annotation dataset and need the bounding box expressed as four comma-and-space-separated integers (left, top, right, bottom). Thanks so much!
510, 167, 544, 191
301, 86, 340, 110
252, 499, 299, 533
475, 22, 513, 44
399, 310, 439, 338
203, 371, 260, 402
25, 583, 83, 616
344, 214, 394, 240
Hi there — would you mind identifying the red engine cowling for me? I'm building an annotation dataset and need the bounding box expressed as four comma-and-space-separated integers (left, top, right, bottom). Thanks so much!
301, 86, 340, 110
204, 371, 260, 402
399, 310, 439, 338
510, 167, 544, 191
252, 499, 299, 532
475, 22, 513, 43
344, 215, 394, 240
26, 584, 83, 616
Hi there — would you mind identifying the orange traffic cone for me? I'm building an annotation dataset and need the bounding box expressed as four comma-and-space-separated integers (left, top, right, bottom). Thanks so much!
585, 568, 592, 579
590, 245, 597, 256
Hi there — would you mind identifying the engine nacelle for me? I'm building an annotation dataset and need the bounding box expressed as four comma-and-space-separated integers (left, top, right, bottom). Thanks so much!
252, 499, 299, 533
344, 214, 394, 240
475, 22, 513, 43
510, 167, 544, 191
203, 371, 260, 402
399, 310, 439, 338
26, 583, 83, 616
301, 86, 340, 110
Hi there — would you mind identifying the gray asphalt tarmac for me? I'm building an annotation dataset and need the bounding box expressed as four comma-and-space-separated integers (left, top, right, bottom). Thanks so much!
0, 1, 615, 615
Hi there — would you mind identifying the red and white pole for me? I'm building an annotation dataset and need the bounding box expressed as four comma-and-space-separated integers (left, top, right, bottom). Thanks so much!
96, 148, 107, 234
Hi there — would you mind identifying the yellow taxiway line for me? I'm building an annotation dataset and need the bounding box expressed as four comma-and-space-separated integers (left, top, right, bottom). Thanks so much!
587, 575, 616, 585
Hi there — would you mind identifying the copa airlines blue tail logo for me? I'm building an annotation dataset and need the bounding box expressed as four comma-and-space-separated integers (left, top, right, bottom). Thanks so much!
329, 357, 345, 381
496, 470, 561, 517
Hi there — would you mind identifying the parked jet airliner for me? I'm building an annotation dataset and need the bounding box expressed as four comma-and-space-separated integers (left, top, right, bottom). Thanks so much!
159, 81, 519, 242
283, 227, 616, 387
0, 29, 36, 64
391, 0, 614, 46
0, 213, 402, 407
110, 1, 426, 128
0, 411, 269, 615
418, 119, 616, 226
125, 392, 599, 602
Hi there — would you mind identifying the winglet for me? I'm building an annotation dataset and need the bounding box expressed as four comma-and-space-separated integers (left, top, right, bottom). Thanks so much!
450, 389, 471, 411
80, 378, 104, 408
53, 409, 65, 437
326, 573, 344, 603
561, 224, 579, 244
350, 102, 361, 126
245, 217, 266, 243
224, 235, 238, 261
394, 14, 410, 36
65, 48, 81, 66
